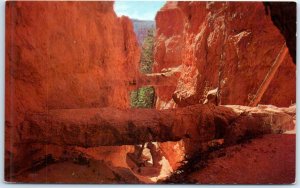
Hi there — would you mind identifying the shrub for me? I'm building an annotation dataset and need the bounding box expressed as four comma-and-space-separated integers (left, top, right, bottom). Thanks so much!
130, 86, 155, 108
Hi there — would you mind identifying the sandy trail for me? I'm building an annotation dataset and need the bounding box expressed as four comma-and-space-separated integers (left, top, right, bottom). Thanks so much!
187, 134, 295, 184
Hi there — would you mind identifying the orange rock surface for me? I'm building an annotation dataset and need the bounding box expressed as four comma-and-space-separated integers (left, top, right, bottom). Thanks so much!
153, 1, 296, 174
5, 1, 296, 184
153, 2, 296, 109
5, 1, 140, 178
187, 134, 295, 184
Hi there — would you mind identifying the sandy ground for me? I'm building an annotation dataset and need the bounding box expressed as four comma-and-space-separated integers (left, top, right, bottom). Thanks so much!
11, 133, 295, 184
187, 134, 295, 184
12, 160, 141, 183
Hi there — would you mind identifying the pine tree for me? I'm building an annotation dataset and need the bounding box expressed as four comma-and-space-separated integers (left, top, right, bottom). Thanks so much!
130, 29, 155, 108
140, 29, 154, 74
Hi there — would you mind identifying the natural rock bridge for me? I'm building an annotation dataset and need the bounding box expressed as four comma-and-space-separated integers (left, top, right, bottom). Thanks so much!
19, 104, 295, 148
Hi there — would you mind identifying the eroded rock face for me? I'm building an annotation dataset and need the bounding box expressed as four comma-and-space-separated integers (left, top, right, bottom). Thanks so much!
153, 2, 296, 109
5, 1, 140, 179
5, 1, 296, 183
153, 1, 296, 174
6, 1, 140, 113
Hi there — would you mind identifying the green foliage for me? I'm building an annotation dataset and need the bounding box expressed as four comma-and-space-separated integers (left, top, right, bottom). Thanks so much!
140, 29, 155, 74
130, 29, 156, 108
130, 86, 155, 108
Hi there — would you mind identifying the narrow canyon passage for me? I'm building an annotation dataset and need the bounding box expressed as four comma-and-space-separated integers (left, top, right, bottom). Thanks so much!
5, 1, 296, 184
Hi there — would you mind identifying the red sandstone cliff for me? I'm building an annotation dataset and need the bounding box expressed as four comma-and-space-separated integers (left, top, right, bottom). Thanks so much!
5, 1, 296, 184
153, 1, 296, 175
153, 2, 296, 109
5, 1, 140, 178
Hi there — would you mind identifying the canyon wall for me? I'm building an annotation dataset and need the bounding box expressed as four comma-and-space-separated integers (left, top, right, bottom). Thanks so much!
153, 1, 296, 173
153, 2, 296, 109
5, 1, 296, 183
5, 1, 140, 177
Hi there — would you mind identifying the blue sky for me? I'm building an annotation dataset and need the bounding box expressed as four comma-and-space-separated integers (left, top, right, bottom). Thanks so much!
114, 1, 166, 21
